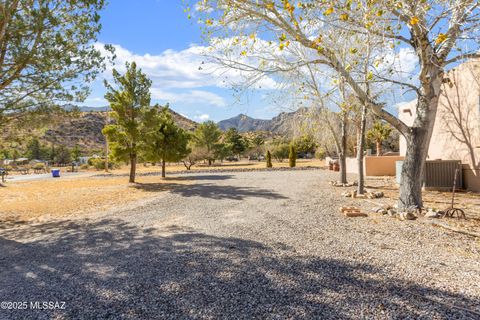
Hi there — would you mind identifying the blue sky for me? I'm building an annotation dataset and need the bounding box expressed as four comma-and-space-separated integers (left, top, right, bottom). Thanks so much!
83, 0, 279, 121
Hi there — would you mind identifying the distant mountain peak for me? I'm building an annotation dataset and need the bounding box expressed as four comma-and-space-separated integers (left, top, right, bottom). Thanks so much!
217, 108, 309, 134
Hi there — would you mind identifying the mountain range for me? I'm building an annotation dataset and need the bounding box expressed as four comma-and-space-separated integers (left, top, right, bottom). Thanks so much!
3, 106, 308, 154
217, 108, 310, 134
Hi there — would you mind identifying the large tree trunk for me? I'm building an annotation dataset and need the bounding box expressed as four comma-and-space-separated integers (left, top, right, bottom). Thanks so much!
161, 159, 166, 178
339, 112, 348, 184
129, 153, 137, 183
398, 68, 443, 210
398, 128, 429, 210
357, 105, 367, 194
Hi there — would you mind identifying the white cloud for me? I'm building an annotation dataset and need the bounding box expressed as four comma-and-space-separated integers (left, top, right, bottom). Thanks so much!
151, 88, 226, 107
196, 114, 210, 121
95, 42, 277, 91
82, 96, 108, 107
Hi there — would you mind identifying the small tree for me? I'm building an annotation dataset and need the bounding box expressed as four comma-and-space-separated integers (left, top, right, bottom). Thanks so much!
71, 144, 82, 163
55, 146, 71, 165
249, 135, 265, 159
367, 121, 393, 157
214, 143, 231, 163
102, 62, 152, 183
266, 150, 273, 168
289, 145, 297, 168
224, 128, 248, 159
293, 134, 317, 157
142, 106, 191, 178
12, 149, 20, 163
183, 145, 208, 170
272, 142, 289, 162
26, 138, 49, 160
193, 121, 222, 165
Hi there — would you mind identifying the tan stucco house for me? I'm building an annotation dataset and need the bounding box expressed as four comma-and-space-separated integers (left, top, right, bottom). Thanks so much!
398, 59, 480, 191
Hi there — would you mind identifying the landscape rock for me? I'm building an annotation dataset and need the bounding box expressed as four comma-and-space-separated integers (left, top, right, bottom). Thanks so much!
366, 191, 384, 199
425, 209, 440, 218
330, 180, 358, 187
398, 211, 417, 221
341, 191, 352, 198
374, 207, 388, 215
387, 209, 397, 217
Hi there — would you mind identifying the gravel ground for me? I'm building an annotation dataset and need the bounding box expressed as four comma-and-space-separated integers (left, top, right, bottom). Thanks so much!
0, 170, 479, 319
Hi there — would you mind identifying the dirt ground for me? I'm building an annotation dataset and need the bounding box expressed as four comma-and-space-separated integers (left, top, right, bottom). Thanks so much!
0, 159, 324, 222
2, 160, 479, 235
1, 170, 478, 319
351, 176, 480, 234
0, 175, 192, 222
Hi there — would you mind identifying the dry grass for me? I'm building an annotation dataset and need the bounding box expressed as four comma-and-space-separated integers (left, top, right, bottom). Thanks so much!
0, 175, 191, 222
108, 159, 326, 175
0, 159, 324, 223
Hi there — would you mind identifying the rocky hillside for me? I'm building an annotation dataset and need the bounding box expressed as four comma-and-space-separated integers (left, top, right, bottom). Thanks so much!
3, 108, 198, 154
218, 108, 311, 135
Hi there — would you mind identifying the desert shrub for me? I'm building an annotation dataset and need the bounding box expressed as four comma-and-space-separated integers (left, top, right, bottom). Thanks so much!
33, 163, 46, 170
266, 150, 273, 168
80, 164, 89, 170
289, 145, 296, 168
272, 143, 289, 162
315, 148, 326, 160
90, 158, 116, 170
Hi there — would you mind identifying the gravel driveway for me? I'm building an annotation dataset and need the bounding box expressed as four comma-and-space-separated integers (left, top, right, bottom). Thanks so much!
1, 170, 479, 319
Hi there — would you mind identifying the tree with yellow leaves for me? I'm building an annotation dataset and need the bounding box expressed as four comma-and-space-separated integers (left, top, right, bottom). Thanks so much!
190, 0, 480, 211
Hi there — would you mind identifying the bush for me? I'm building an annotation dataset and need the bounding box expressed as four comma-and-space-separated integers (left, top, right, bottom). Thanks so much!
266, 150, 272, 168
289, 145, 296, 168
315, 148, 326, 160
80, 164, 89, 170
272, 143, 289, 162
33, 163, 46, 170
90, 158, 116, 170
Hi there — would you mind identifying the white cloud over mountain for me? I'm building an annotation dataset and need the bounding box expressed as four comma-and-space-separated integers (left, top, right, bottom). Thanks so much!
94, 42, 277, 109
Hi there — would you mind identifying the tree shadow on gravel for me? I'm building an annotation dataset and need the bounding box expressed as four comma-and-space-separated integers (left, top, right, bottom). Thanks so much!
0, 219, 478, 319
134, 182, 288, 200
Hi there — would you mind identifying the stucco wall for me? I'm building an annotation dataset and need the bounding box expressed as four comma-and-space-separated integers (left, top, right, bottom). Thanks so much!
463, 164, 480, 192
346, 156, 405, 176
399, 60, 480, 163
398, 60, 480, 190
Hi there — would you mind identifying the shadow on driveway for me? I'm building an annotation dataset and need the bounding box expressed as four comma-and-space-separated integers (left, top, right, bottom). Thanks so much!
133, 177, 288, 201
0, 219, 478, 319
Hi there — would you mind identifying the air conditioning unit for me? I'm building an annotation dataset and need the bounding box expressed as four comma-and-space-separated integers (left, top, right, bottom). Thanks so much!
395, 160, 462, 191
423, 160, 462, 191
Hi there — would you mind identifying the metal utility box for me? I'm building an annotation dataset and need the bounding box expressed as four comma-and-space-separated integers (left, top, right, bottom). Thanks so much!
396, 160, 462, 191
423, 160, 462, 191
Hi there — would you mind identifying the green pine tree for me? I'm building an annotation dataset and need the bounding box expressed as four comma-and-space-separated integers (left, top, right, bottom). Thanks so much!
0, 1, 110, 126
102, 61, 152, 183
142, 106, 191, 178
71, 144, 82, 162
266, 150, 273, 168
289, 145, 296, 168
26, 138, 42, 160
193, 121, 222, 165
224, 128, 248, 159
